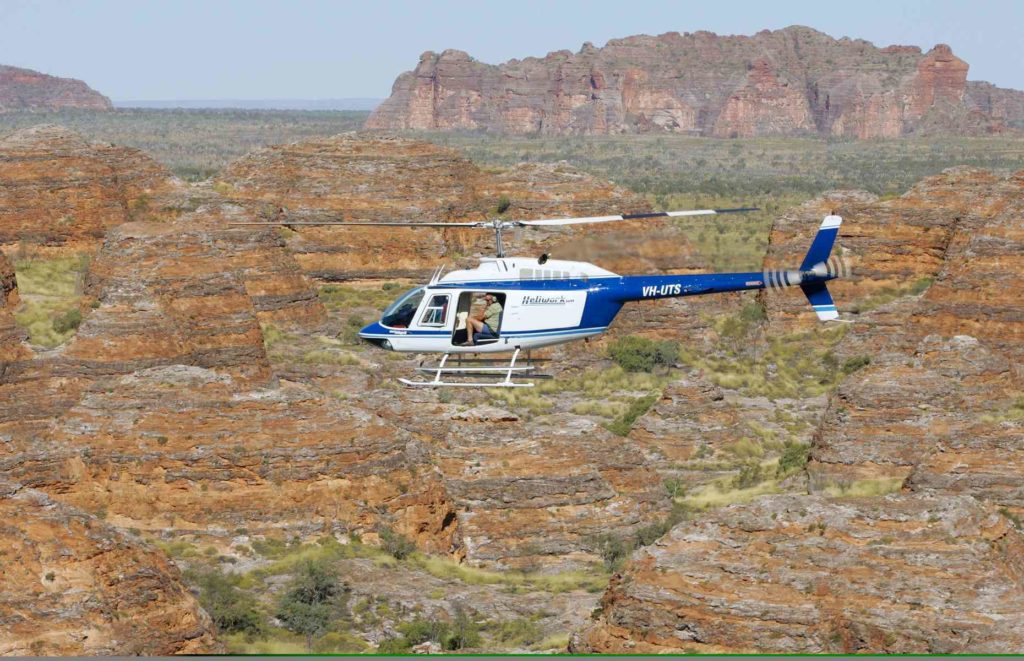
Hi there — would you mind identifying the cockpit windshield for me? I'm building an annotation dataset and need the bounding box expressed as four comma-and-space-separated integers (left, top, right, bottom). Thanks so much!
381, 287, 424, 328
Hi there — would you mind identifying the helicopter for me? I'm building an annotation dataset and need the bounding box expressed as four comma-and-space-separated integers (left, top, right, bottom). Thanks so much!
231, 208, 844, 387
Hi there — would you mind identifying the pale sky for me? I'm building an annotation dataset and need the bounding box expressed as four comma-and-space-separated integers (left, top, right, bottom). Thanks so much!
0, 0, 1020, 100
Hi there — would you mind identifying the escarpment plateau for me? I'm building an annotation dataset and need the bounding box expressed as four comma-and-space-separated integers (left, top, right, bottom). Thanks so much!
0, 65, 111, 112
368, 26, 1024, 137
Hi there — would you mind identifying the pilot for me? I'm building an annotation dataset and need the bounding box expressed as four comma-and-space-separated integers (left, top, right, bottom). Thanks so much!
466, 292, 502, 345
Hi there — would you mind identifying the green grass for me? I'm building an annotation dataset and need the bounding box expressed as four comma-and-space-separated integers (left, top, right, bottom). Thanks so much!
12, 254, 90, 347
682, 476, 784, 509
816, 476, 905, 498
604, 393, 658, 436
488, 364, 672, 418
317, 282, 408, 313
407, 553, 609, 594
679, 319, 850, 400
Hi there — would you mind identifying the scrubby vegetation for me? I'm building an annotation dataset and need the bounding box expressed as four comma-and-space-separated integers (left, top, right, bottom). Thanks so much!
607, 335, 679, 372
422, 132, 1024, 201
0, 109, 369, 180
276, 560, 349, 652
164, 532, 610, 654
587, 503, 690, 572
679, 307, 850, 400
12, 254, 90, 347
604, 393, 658, 436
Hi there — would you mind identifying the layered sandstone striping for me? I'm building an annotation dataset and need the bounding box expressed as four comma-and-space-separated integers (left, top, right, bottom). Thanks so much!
2, 366, 460, 555
431, 411, 670, 570
218, 133, 657, 280
575, 494, 1024, 653
0, 204, 326, 440
0, 65, 111, 112
748, 168, 1024, 514
0, 251, 29, 361
0, 480, 218, 655
368, 26, 1024, 137
0, 125, 178, 248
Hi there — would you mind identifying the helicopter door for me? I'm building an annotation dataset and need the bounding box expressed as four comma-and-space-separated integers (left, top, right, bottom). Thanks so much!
452, 291, 505, 346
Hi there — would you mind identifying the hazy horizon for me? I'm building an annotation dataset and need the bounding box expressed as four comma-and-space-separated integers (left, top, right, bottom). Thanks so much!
1, 0, 1021, 100
112, 98, 381, 111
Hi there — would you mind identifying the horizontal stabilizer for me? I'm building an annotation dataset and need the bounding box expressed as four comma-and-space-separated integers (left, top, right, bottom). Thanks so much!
801, 281, 839, 321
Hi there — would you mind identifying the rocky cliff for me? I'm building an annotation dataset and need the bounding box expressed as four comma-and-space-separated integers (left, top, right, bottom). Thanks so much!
0, 65, 111, 112
0, 125, 179, 248
217, 133, 665, 280
575, 166, 1024, 653
367, 26, 1024, 137
0, 480, 219, 655
576, 494, 1024, 653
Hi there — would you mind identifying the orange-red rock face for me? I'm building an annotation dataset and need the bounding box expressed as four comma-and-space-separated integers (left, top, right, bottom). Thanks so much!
367, 27, 1024, 137
0, 125, 177, 249
575, 494, 1024, 653
0, 481, 219, 655
758, 168, 1024, 514
0, 251, 28, 361
2, 366, 461, 556
0, 65, 111, 112
218, 134, 656, 280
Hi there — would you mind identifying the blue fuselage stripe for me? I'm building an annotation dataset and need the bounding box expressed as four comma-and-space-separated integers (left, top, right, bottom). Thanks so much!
362, 271, 836, 340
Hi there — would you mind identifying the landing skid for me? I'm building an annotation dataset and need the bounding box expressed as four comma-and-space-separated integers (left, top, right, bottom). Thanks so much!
400, 348, 539, 388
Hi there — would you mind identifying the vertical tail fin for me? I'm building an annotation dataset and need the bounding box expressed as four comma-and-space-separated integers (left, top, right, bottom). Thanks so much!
800, 214, 842, 271
801, 215, 842, 321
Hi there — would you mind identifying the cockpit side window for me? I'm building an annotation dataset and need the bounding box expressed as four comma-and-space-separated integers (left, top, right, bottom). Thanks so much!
420, 294, 450, 327
381, 287, 424, 329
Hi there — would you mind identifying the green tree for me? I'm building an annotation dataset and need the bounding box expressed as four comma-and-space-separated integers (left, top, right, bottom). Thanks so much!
607, 335, 679, 372
191, 570, 265, 638
379, 526, 416, 560
275, 560, 346, 652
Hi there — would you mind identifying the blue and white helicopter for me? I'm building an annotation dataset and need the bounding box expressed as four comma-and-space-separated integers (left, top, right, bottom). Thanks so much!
236, 208, 844, 387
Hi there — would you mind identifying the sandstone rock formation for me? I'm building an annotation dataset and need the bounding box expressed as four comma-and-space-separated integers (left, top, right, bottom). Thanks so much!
0, 480, 218, 655
368, 26, 1024, 137
430, 411, 670, 570
0, 251, 29, 361
576, 494, 1024, 653
0, 65, 111, 112
0, 125, 178, 248
0, 203, 326, 440
757, 169, 1024, 510
218, 133, 662, 280
2, 365, 460, 556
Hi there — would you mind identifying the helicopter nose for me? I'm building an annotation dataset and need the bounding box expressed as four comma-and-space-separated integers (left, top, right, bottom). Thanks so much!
358, 322, 392, 350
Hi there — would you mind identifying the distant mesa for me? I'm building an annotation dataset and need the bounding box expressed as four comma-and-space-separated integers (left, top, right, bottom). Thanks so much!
0, 64, 111, 112
367, 25, 1024, 137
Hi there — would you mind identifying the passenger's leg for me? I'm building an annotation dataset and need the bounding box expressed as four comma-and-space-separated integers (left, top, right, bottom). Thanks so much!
465, 317, 483, 345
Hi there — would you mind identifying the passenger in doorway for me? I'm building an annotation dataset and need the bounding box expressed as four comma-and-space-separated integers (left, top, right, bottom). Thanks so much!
466, 293, 502, 345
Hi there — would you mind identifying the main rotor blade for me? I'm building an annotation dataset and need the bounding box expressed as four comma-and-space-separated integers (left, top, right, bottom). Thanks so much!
227, 221, 482, 228
515, 207, 759, 227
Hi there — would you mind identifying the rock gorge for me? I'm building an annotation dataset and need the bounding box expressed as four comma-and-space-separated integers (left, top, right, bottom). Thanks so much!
1, 122, 1022, 653
367, 26, 1024, 137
